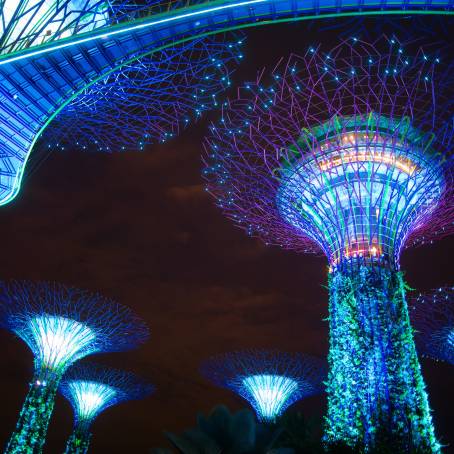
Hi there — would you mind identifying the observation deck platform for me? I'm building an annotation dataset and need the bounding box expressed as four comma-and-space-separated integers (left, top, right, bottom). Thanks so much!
0, 0, 452, 205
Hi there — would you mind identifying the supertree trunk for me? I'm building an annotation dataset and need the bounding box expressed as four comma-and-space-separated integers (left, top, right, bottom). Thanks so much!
5, 370, 60, 454
64, 420, 92, 454
324, 265, 439, 452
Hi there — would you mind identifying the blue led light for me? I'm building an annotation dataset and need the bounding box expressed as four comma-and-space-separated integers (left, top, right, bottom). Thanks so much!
59, 362, 153, 453
202, 38, 451, 451
0, 281, 149, 454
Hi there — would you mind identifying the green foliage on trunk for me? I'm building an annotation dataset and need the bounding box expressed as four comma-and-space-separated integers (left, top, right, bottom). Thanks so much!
324, 266, 439, 452
5, 371, 60, 454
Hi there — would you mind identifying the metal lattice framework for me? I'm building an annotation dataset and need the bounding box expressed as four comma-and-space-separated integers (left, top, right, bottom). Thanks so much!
410, 286, 454, 365
1, 0, 109, 55
43, 34, 243, 151
60, 362, 153, 453
0, 280, 149, 454
0, 0, 246, 206
204, 37, 453, 270
2, 0, 245, 154
201, 350, 326, 422
202, 36, 452, 451
60, 362, 153, 422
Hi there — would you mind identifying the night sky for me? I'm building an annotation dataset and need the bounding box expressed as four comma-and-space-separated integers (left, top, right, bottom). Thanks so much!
0, 19, 453, 453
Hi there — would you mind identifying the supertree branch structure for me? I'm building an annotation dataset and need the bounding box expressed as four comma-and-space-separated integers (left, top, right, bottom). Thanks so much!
203, 36, 453, 451
42, 33, 244, 152
59, 362, 154, 454
0, 0, 245, 206
0, 281, 149, 454
0, 1, 452, 207
409, 286, 454, 365
201, 350, 326, 423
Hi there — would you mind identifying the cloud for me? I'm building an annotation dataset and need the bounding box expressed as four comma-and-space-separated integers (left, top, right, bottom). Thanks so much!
167, 184, 206, 202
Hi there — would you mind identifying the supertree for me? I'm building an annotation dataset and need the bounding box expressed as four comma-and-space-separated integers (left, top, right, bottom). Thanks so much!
409, 286, 454, 365
59, 362, 154, 454
0, 281, 149, 454
203, 36, 453, 451
201, 350, 326, 423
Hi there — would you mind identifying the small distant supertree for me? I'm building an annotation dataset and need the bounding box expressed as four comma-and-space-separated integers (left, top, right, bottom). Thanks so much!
409, 286, 454, 365
59, 362, 153, 454
0, 281, 149, 454
201, 350, 326, 423
0, 1, 245, 206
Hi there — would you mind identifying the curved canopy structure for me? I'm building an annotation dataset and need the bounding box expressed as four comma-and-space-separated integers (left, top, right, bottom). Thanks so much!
201, 349, 326, 422
0, 0, 452, 206
202, 36, 451, 451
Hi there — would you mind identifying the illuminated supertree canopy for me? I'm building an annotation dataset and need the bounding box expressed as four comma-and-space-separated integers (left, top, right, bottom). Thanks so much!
409, 286, 454, 365
59, 362, 153, 454
203, 36, 453, 451
0, 281, 149, 454
201, 350, 326, 423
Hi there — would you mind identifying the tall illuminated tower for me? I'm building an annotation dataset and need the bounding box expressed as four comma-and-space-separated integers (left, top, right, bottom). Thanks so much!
59, 362, 153, 454
203, 37, 453, 451
0, 281, 149, 454
201, 350, 326, 423
409, 286, 454, 365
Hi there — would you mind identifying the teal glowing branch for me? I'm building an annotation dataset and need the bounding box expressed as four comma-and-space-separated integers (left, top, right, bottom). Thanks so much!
201, 350, 326, 423
242, 374, 298, 421
0, 281, 149, 454
1, 0, 452, 208
68, 382, 117, 421
60, 362, 153, 454
29, 316, 96, 371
